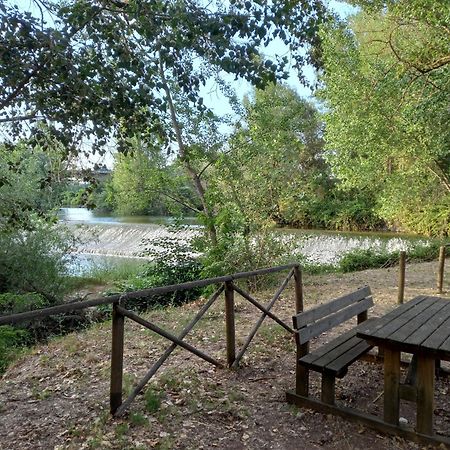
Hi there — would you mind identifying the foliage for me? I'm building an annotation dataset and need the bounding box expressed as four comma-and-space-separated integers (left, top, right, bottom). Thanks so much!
0, 325, 31, 374
339, 249, 393, 273
107, 135, 200, 217
0, 0, 328, 153
110, 137, 168, 215
115, 227, 203, 310
319, 4, 450, 235
0, 140, 68, 231
0, 221, 76, 300
338, 240, 444, 273
218, 84, 327, 227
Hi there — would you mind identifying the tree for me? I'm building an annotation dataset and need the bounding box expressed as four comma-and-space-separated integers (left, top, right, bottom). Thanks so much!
1, 0, 329, 244
217, 84, 326, 227
0, 140, 76, 299
319, 4, 450, 235
0, 0, 328, 150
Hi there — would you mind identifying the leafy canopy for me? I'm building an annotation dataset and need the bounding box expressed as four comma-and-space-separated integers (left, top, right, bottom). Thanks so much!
1, 0, 328, 153
319, 3, 450, 235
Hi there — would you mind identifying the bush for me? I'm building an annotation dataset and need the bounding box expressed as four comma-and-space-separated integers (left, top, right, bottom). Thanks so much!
0, 221, 76, 301
338, 241, 446, 273
0, 326, 31, 373
114, 227, 204, 311
339, 249, 394, 273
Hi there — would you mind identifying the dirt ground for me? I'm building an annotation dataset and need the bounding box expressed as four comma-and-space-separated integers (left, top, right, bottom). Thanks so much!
0, 260, 449, 450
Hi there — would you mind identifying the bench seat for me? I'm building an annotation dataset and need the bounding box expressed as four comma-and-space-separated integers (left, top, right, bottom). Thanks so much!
289, 286, 374, 405
298, 318, 375, 378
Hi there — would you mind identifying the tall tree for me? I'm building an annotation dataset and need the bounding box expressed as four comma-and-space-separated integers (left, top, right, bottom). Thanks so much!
1, 0, 328, 150
319, 4, 450, 235
218, 84, 326, 227
1, 0, 328, 242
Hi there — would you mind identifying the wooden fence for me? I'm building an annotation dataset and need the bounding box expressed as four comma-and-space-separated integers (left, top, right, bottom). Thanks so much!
397, 245, 449, 303
0, 263, 303, 416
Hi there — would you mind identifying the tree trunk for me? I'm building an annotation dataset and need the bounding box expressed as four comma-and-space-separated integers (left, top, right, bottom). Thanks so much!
158, 56, 218, 246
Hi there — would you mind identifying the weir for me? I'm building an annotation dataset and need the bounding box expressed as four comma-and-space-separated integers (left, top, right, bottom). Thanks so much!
70, 223, 197, 258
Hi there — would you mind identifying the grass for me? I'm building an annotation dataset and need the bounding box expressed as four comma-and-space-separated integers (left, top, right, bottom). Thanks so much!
67, 259, 146, 288
144, 387, 163, 414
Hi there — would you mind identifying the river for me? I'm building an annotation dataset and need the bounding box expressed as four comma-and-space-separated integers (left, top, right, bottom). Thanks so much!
60, 207, 428, 275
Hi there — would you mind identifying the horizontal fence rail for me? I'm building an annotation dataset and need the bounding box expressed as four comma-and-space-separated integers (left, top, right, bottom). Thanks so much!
0, 263, 303, 416
0, 264, 297, 326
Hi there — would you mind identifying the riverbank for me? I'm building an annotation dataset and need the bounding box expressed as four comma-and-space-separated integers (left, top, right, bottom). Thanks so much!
1, 260, 448, 449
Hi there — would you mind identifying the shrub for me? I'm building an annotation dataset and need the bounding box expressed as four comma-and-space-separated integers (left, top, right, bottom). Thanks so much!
0, 221, 76, 301
0, 326, 31, 373
114, 227, 203, 311
339, 249, 394, 273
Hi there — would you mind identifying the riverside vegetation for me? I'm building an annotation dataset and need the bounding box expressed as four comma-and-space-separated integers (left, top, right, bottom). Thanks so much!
0, 0, 448, 388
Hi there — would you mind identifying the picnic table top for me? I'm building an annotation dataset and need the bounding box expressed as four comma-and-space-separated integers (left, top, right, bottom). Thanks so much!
357, 295, 450, 361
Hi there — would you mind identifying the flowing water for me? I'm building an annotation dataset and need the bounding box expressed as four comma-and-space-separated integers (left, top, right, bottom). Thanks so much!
60, 208, 428, 274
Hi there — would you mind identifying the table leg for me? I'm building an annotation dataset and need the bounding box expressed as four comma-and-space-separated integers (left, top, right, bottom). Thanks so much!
384, 348, 400, 425
417, 355, 435, 435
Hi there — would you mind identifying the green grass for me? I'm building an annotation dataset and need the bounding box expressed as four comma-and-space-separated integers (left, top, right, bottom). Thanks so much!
144, 387, 163, 414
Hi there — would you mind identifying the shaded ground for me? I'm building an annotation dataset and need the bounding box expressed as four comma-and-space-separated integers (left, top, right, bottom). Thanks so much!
0, 260, 449, 450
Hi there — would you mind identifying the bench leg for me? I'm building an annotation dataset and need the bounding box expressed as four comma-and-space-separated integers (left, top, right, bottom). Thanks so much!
321, 372, 335, 405
384, 348, 400, 426
417, 355, 434, 435
296, 364, 309, 396
296, 343, 309, 396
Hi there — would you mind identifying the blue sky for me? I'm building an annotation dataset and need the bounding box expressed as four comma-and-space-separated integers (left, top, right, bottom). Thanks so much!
201, 1, 358, 120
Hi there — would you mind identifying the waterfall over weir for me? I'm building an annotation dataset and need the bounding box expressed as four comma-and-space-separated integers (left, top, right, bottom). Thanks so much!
71, 223, 197, 259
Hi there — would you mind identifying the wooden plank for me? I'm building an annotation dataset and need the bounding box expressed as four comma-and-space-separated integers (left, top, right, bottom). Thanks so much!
285, 391, 450, 447
384, 348, 400, 426
406, 301, 450, 347
437, 331, 450, 356
298, 297, 373, 344
359, 296, 430, 344
416, 356, 435, 435
321, 372, 336, 404
374, 297, 435, 340
387, 298, 448, 345
325, 339, 373, 376
225, 281, 236, 368
0, 264, 298, 326
299, 319, 376, 367
110, 303, 125, 415
293, 266, 304, 314
116, 306, 223, 368
114, 285, 223, 417
422, 315, 450, 354
232, 269, 294, 368
294, 286, 371, 328
300, 332, 360, 368
232, 284, 293, 333
357, 296, 426, 341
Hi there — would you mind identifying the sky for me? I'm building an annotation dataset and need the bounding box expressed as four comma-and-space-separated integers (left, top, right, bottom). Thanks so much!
200, 1, 358, 120
10, 0, 357, 168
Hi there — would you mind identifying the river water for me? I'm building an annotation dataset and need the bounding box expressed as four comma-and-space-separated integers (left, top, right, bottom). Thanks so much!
60, 207, 428, 275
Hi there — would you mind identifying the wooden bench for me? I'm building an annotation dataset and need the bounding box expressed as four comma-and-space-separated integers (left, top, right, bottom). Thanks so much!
291, 286, 374, 405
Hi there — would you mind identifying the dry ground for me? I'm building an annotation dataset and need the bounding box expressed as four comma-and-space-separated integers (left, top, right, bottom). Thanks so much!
0, 260, 449, 450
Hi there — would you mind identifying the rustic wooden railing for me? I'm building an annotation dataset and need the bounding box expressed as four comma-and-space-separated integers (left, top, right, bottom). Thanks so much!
0, 263, 303, 416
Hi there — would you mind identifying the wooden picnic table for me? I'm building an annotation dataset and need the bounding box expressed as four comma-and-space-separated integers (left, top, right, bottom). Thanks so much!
357, 295, 450, 438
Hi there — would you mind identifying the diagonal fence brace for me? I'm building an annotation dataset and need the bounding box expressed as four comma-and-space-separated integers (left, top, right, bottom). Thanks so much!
114, 286, 224, 416
232, 269, 294, 368
230, 283, 294, 334
116, 305, 223, 368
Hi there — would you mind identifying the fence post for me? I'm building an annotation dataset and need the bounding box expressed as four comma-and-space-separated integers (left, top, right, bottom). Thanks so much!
293, 265, 303, 314
110, 302, 125, 415
224, 281, 236, 368
398, 251, 406, 304
438, 245, 446, 294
